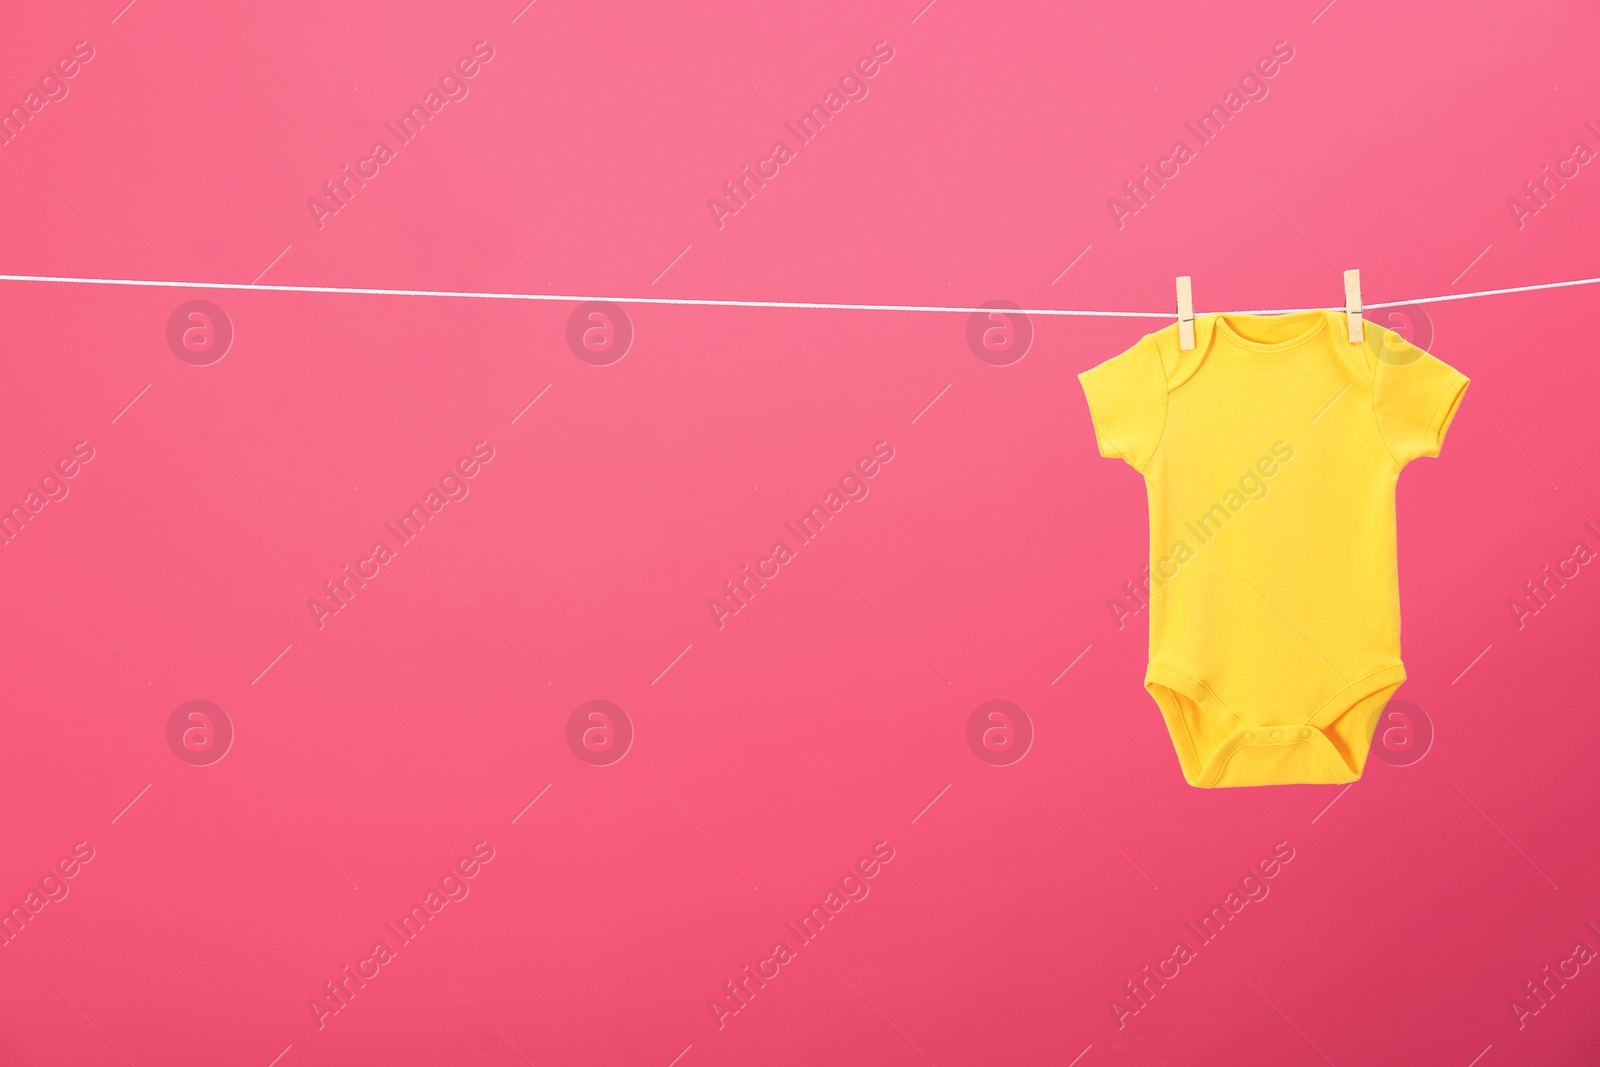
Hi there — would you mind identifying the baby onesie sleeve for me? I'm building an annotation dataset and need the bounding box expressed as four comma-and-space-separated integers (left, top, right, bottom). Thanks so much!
1078, 335, 1168, 472
1373, 343, 1470, 466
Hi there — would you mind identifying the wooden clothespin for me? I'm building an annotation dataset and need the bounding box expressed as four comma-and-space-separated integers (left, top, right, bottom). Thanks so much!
1176, 276, 1195, 351
1343, 269, 1363, 343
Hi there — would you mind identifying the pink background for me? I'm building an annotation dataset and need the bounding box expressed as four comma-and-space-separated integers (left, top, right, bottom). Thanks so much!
1, 1, 1598, 1064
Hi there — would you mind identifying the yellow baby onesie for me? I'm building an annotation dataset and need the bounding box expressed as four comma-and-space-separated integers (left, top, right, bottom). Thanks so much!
1079, 309, 1469, 788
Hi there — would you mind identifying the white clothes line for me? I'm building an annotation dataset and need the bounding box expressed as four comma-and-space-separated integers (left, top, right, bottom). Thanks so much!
0, 271, 1595, 319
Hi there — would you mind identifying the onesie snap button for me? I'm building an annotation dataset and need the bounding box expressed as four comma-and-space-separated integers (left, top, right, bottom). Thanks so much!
1299, 727, 1312, 740
1270, 728, 1284, 742
1243, 731, 1255, 742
